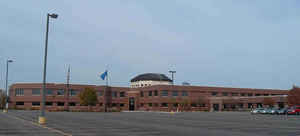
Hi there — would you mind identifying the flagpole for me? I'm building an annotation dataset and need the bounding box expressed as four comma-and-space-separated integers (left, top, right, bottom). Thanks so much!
106, 70, 108, 86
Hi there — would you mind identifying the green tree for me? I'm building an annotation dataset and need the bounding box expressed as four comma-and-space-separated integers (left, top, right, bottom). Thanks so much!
78, 88, 98, 111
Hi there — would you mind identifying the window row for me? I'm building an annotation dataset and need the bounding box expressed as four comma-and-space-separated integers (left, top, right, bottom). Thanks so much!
211, 92, 279, 97
139, 103, 206, 107
140, 90, 188, 97
15, 88, 126, 98
16, 102, 125, 107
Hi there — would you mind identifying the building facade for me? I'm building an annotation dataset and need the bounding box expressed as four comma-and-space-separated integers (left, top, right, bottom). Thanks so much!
9, 83, 289, 112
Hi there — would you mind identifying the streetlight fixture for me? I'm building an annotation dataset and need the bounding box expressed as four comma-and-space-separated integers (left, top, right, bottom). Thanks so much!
39, 13, 58, 125
4, 59, 13, 112
169, 70, 176, 85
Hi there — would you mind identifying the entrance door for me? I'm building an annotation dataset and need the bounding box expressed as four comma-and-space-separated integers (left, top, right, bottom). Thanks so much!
213, 104, 219, 111
129, 97, 135, 111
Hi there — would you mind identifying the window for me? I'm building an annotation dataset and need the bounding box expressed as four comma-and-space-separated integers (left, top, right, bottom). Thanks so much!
222, 92, 228, 96
112, 103, 118, 107
248, 103, 253, 108
191, 103, 197, 107
248, 93, 253, 96
255, 94, 261, 96
112, 91, 117, 98
154, 103, 159, 107
263, 94, 269, 96
238, 103, 243, 108
140, 92, 144, 97
212, 92, 218, 96
32, 102, 40, 106
161, 90, 168, 96
57, 102, 64, 106
68, 102, 76, 106
120, 92, 125, 97
241, 93, 246, 96
47, 89, 53, 95
199, 103, 206, 107
172, 91, 178, 97
148, 91, 152, 96
46, 102, 53, 106
15, 88, 24, 96
182, 91, 188, 96
173, 103, 178, 107
148, 103, 152, 107
98, 91, 103, 96
120, 103, 125, 107
231, 93, 238, 96
161, 103, 168, 107
69, 89, 78, 96
99, 103, 103, 106
140, 103, 144, 107
154, 90, 158, 96
32, 89, 40, 96
16, 102, 24, 106
57, 90, 64, 96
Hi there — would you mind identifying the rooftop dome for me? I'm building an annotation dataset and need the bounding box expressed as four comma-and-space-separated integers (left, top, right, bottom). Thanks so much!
130, 73, 172, 82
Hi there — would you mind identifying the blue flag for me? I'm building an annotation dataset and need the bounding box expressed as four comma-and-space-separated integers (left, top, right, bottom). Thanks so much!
100, 70, 107, 80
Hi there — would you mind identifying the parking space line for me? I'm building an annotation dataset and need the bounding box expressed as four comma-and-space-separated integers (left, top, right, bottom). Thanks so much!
1, 112, 72, 136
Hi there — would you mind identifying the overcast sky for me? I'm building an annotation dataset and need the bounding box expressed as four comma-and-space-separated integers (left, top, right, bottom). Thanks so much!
1, 0, 300, 90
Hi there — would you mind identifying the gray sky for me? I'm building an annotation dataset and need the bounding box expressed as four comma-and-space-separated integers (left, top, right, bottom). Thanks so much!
1, 0, 300, 90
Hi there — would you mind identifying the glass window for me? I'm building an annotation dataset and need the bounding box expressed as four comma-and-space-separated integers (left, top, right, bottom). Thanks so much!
57, 102, 64, 106
68, 102, 76, 106
57, 90, 64, 96
47, 89, 53, 95
241, 93, 246, 96
15, 88, 24, 96
199, 103, 206, 107
140, 103, 144, 107
161, 103, 168, 107
222, 92, 228, 96
32, 102, 40, 106
32, 89, 40, 96
112, 103, 118, 107
212, 92, 218, 96
182, 91, 188, 96
248, 93, 253, 96
263, 94, 269, 96
255, 94, 261, 96
112, 91, 117, 98
154, 90, 158, 96
161, 90, 168, 96
16, 102, 24, 105
120, 92, 125, 97
248, 103, 253, 108
191, 103, 197, 107
69, 89, 78, 96
148, 91, 152, 96
120, 103, 125, 107
172, 91, 178, 96
148, 103, 152, 107
98, 91, 103, 96
231, 93, 238, 96
140, 92, 144, 97
46, 102, 53, 106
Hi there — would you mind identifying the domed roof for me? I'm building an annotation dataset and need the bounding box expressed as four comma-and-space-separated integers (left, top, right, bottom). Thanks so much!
130, 73, 172, 82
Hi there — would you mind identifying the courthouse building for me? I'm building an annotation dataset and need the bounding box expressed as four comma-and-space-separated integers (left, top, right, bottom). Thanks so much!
9, 73, 289, 112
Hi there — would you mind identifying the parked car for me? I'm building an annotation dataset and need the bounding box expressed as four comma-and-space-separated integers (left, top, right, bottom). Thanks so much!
287, 106, 300, 115
275, 108, 289, 115
267, 108, 278, 114
251, 108, 264, 114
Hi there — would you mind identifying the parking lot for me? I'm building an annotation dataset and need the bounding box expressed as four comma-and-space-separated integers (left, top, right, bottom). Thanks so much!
1, 110, 300, 136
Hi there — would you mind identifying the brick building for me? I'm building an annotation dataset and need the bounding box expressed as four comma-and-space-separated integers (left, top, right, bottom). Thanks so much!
8, 73, 290, 112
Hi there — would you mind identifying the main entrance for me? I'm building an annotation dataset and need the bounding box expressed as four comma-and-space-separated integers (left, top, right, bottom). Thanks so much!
129, 97, 135, 111
213, 104, 219, 111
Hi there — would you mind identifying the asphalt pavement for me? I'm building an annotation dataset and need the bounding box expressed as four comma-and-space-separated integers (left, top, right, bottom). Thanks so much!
2, 110, 300, 136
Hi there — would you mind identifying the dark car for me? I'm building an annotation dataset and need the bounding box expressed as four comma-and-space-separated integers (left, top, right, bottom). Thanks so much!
275, 108, 288, 115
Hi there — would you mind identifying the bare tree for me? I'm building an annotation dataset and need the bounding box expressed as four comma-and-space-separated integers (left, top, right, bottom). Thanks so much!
0, 90, 7, 110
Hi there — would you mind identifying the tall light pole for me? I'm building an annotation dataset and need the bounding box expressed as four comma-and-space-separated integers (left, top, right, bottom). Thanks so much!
39, 13, 58, 125
5, 59, 13, 111
169, 70, 176, 85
